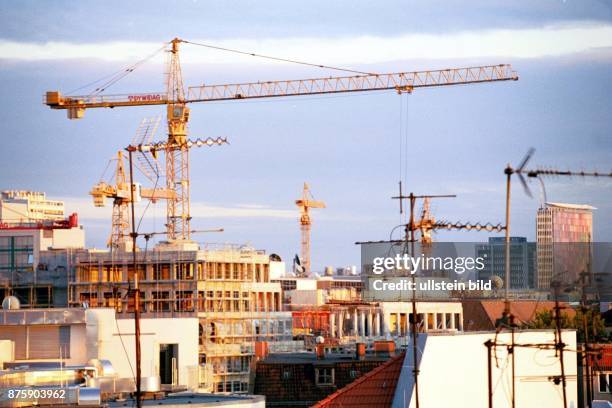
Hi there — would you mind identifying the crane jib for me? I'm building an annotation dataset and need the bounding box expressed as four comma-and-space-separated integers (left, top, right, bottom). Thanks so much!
44, 64, 518, 111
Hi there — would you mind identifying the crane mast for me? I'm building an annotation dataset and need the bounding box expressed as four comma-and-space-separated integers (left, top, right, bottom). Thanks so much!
110, 151, 130, 249
295, 183, 325, 276
165, 38, 192, 241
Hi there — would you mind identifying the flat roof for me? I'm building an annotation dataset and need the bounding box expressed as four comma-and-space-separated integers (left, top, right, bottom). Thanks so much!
108, 393, 265, 407
259, 351, 391, 365
545, 202, 596, 211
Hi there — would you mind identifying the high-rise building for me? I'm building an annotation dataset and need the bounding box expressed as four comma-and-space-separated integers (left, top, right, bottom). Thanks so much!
536, 202, 594, 289
0, 190, 65, 222
476, 237, 536, 289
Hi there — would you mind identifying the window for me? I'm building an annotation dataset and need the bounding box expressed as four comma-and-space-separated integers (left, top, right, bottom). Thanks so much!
154, 264, 171, 280
350, 369, 360, 379
59, 326, 71, 358
600, 373, 612, 393
175, 290, 194, 312
282, 369, 292, 380
232, 381, 241, 392
315, 367, 334, 386
152, 291, 170, 312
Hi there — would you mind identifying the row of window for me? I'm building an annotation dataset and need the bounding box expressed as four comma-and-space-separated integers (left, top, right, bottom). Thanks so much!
76, 261, 271, 283
215, 381, 248, 393
76, 290, 282, 314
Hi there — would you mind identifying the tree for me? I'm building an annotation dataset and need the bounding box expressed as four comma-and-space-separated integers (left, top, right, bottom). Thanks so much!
522, 307, 607, 343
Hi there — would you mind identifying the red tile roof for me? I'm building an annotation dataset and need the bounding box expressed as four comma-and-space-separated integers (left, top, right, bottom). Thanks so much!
463, 300, 576, 331
312, 352, 405, 408
593, 344, 612, 371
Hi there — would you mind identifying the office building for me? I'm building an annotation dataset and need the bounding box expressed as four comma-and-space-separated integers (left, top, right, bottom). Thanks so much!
536, 202, 594, 289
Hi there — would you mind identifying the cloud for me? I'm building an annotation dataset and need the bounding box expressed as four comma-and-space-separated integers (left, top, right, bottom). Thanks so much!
2, 23, 612, 64
190, 202, 295, 219
60, 196, 296, 220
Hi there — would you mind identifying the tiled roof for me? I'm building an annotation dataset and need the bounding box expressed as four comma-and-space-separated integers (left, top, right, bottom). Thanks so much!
593, 344, 612, 371
312, 352, 405, 408
463, 300, 576, 331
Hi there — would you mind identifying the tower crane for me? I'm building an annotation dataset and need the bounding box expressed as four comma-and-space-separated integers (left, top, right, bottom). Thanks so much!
90, 150, 175, 250
90, 117, 175, 250
295, 183, 326, 276
45, 37, 518, 243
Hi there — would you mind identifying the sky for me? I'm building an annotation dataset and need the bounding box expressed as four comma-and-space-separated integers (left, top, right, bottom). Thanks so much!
0, 1, 611, 271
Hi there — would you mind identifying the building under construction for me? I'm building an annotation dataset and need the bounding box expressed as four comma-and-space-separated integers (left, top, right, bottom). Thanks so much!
70, 242, 293, 393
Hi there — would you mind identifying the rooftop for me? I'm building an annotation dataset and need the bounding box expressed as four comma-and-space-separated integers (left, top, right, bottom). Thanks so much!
259, 351, 391, 366
544, 202, 597, 211
312, 352, 405, 408
462, 299, 576, 331
108, 393, 265, 407
593, 343, 612, 371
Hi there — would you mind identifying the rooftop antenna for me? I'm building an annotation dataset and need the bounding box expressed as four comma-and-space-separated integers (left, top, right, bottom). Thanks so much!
124, 141, 226, 406
499, 148, 611, 408
390, 183, 457, 408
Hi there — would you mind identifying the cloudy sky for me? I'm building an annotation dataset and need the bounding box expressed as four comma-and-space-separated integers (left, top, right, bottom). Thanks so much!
0, 1, 611, 271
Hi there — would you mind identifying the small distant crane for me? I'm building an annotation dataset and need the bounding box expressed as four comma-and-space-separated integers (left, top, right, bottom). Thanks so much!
295, 183, 325, 276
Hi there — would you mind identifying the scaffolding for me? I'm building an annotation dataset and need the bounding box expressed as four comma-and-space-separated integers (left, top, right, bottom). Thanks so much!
70, 243, 292, 393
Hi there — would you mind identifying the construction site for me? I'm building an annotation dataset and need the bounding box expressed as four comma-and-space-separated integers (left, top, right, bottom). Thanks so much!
42, 38, 517, 396
1, 4, 611, 407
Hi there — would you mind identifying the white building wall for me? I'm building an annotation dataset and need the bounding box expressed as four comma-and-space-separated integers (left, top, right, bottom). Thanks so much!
295, 278, 318, 291
85, 309, 199, 390
0, 201, 30, 222
287, 289, 326, 306
47, 228, 85, 249
67, 324, 87, 364
269, 261, 286, 280
393, 330, 578, 408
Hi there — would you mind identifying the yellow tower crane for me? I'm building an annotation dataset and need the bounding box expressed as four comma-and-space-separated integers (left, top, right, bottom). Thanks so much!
90, 150, 175, 250
295, 183, 325, 276
90, 117, 176, 250
45, 37, 518, 243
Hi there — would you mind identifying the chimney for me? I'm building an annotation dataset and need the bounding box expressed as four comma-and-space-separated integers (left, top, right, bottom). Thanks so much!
356, 342, 366, 360
316, 344, 325, 360
69, 213, 78, 228
373, 340, 395, 355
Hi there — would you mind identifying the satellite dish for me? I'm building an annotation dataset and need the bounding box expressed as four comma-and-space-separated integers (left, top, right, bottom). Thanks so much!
2, 296, 20, 310
491, 275, 504, 290
316, 336, 325, 344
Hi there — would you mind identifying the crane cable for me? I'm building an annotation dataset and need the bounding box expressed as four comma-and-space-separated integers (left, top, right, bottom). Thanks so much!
182, 39, 375, 76
67, 42, 169, 97
68, 39, 375, 97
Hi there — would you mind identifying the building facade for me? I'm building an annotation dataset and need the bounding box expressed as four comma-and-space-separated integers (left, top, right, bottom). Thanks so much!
476, 237, 536, 289
0, 190, 65, 222
70, 243, 293, 394
0, 307, 199, 392
0, 213, 85, 308
536, 202, 594, 289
